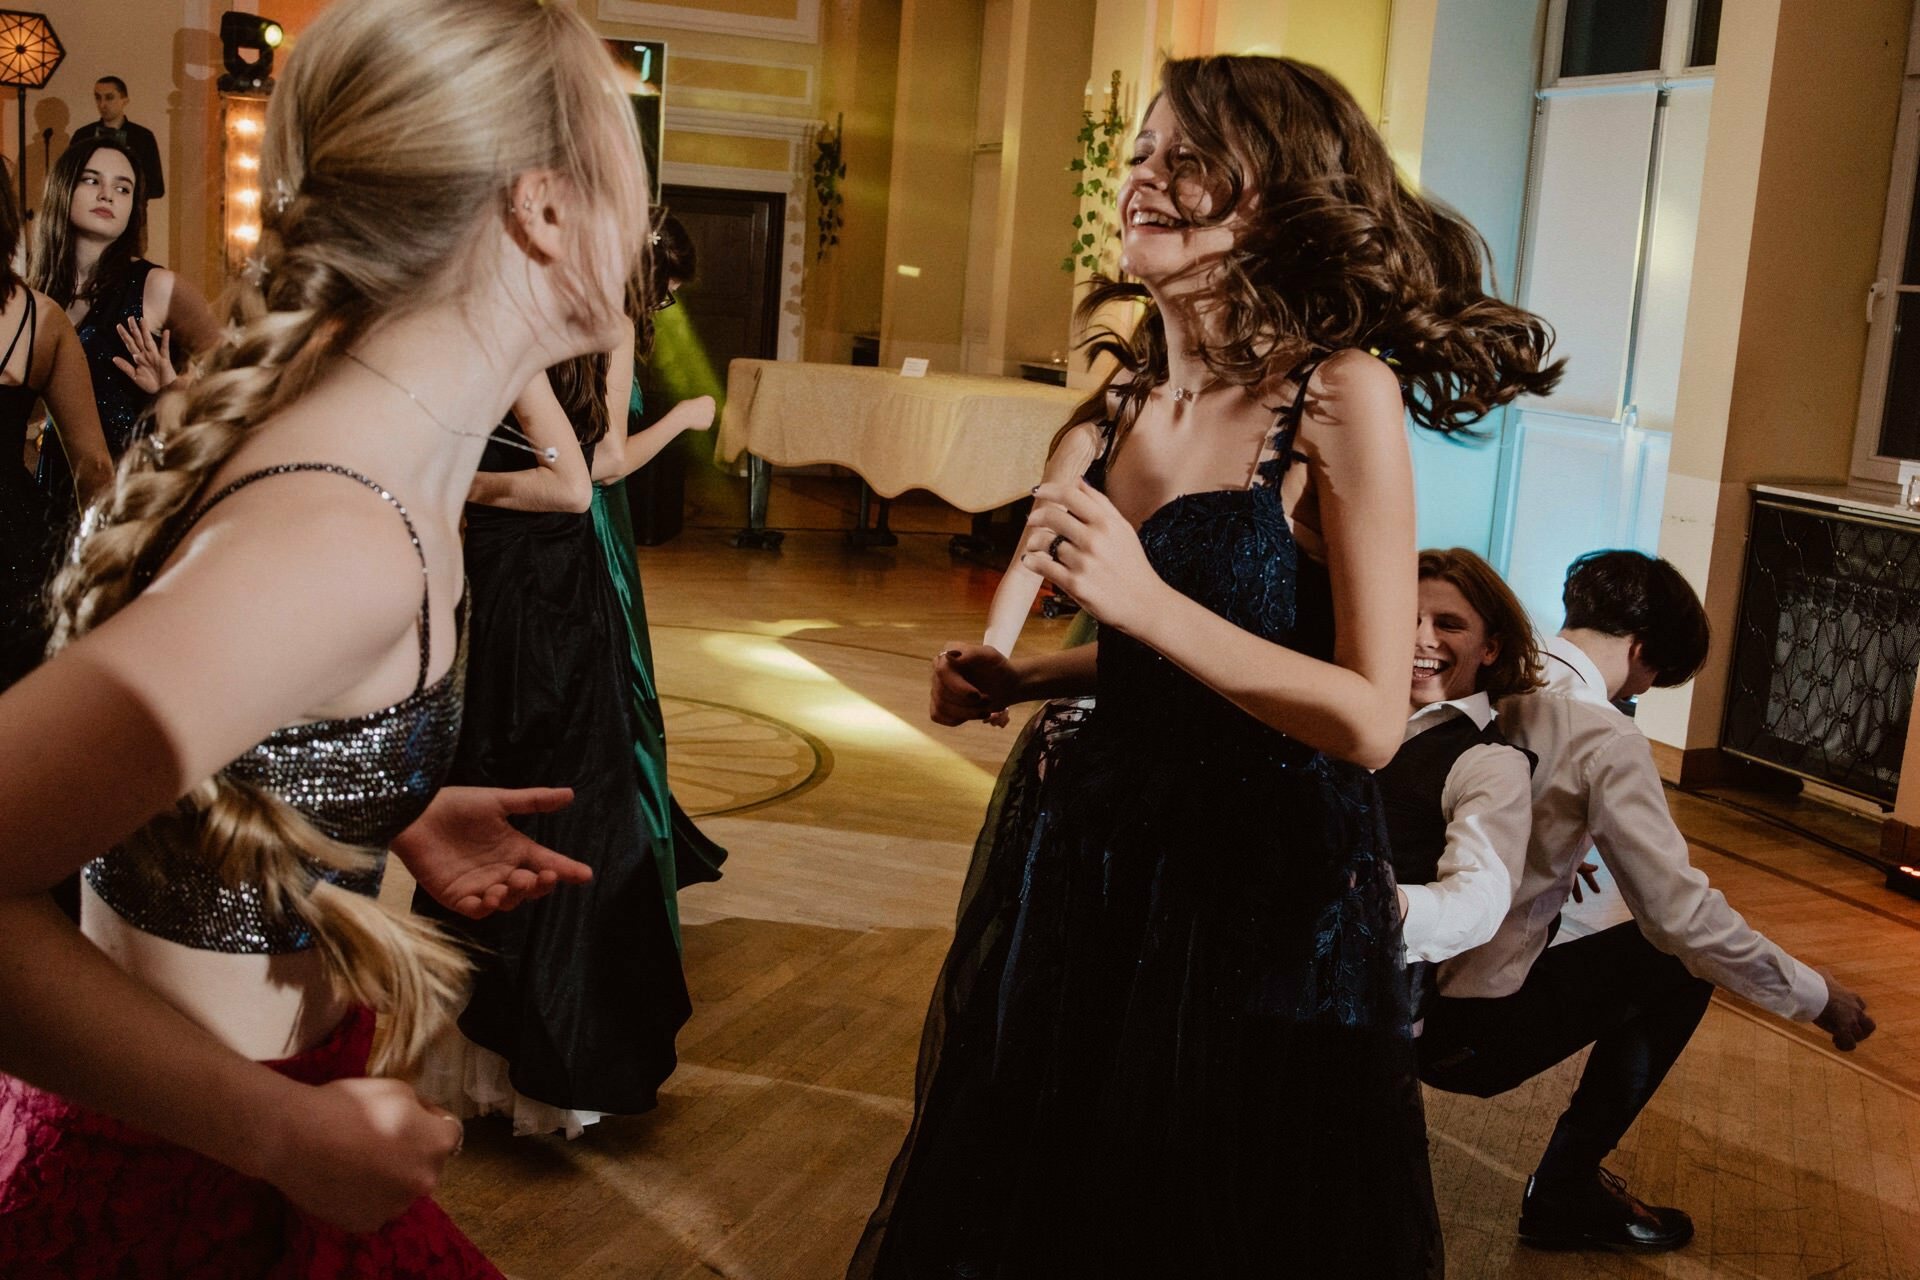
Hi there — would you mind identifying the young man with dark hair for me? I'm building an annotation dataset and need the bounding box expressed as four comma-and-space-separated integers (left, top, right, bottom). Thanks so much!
1418, 549, 1875, 1254
66, 76, 165, 200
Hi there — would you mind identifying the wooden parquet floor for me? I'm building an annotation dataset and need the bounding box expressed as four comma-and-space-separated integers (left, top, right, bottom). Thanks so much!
414, 478, 1920, 1279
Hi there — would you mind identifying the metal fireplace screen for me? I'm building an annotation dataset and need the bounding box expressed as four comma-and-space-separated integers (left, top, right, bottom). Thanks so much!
1722, 498, 1920, 804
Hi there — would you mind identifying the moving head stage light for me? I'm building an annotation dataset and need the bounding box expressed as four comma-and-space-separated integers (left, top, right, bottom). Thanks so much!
219, 11, 283, 95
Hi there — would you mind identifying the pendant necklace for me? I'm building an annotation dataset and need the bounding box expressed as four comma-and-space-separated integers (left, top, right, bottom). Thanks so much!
344, 351, 559, 462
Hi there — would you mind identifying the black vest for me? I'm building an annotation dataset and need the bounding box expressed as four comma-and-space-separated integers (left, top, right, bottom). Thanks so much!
1379, 711, 1517, 889
1378, 709, 1526, 1021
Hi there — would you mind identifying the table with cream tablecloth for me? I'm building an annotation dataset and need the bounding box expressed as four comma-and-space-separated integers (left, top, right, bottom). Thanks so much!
716, 359, 1083, 548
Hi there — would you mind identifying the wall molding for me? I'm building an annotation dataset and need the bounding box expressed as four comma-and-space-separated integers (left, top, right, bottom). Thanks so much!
670, 51, 817, 109
598, 0, 821, 44
666, 105, 815, 143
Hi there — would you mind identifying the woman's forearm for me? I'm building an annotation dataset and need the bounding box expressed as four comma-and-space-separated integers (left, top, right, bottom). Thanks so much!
0, 894, 297, 1182
1012, 642, 1099, 701
1128, 584, 1404, 767
467, 464, 592, 513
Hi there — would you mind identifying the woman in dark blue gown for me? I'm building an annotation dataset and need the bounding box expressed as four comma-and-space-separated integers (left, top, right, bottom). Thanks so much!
27, 139, 219, 529
851, 56, 1562, 1279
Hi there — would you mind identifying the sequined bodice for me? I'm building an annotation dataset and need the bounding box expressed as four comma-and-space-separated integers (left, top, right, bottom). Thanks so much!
85, 465, 466, 953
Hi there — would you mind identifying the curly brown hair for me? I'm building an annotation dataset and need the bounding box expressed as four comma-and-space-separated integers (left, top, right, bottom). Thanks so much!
1419, 547, 1543, 701
1070, 55, 1561, 441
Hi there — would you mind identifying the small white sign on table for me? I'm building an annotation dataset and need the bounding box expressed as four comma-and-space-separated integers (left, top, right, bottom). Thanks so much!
899, 357, 930, 378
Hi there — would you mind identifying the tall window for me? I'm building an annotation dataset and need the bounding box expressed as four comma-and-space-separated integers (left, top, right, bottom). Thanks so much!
1854, 7, 1920, 483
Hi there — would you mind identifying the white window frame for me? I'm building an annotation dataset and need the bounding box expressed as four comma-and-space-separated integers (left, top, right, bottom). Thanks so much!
1542, 0, 1719, 90
1851, 4, 1920, 487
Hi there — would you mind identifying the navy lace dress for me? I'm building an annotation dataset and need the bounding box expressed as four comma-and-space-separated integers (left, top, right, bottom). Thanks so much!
850, 369, 1443, 1279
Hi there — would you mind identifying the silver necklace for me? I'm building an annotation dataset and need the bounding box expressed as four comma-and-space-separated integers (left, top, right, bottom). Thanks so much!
343, 351, 558, 462
1167, 373, 1218, 406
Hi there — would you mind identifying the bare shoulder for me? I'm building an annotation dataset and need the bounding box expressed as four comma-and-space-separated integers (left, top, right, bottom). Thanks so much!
150, 468, 428, 639
1306, 348, 1404, 420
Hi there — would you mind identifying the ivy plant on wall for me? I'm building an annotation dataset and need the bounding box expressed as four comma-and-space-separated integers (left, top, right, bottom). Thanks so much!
812, 112, 846, 264
1063, 71, 1126, 275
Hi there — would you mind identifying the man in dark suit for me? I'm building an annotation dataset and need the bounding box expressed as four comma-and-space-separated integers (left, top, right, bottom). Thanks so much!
67, 76, 165, 200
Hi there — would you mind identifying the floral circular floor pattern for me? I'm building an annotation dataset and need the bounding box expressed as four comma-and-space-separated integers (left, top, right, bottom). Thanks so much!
661, 696, 831, 816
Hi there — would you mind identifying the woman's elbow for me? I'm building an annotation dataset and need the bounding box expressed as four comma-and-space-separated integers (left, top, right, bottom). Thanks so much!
561, 479, 594, 514
1339, 714, 1405, 771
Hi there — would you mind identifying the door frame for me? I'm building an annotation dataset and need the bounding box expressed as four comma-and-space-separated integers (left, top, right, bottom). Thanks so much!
659, 159, 805, 360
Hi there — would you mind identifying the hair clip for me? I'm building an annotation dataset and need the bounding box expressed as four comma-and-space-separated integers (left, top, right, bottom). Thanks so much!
650, 231, 662, 246
241, 255, 269, 286
270, 179, 294, 214
144, 433, 168, 467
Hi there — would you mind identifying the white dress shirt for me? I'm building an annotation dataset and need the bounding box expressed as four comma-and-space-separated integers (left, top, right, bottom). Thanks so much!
1398, 692, 1532, 966
1441, 637, 1829, 1021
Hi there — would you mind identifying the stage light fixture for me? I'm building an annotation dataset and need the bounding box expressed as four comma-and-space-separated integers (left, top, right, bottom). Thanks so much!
219, 11, 283, 94
1890, 863, 1920, 902
0, 10, 64, 219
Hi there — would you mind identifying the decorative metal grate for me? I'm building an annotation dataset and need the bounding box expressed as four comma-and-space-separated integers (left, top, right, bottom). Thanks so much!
1721, 497, 1920, 805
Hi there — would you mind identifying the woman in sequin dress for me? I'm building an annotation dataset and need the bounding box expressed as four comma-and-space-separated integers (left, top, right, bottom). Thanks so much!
28, 138, 221, 528
0, 177, 111, 692
851, 56, 1562, 1279
0, 1, 650, 1273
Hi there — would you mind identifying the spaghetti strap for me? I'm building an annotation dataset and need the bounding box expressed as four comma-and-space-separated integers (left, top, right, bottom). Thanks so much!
156, 463, 436, 692
1258, 353, 1330, 487
0, 290, 36, 387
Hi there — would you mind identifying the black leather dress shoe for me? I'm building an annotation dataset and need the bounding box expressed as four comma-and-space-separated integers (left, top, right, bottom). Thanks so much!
1517, 1168, 1695, 1252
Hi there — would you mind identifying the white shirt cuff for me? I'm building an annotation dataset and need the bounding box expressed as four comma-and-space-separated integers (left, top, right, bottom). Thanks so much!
1399, 883, 1441, 960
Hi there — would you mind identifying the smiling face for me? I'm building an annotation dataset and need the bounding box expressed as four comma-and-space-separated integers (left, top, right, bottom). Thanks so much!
1116, 94, 1241, 288
69, 147, 138, 243
1412, 576, 1500, 711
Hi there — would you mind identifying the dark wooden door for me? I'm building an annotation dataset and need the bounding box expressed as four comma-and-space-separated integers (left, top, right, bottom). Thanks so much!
630, 185, 785, 541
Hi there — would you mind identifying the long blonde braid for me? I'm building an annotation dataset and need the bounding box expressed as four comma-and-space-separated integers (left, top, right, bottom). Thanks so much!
45, 0, 649, 1075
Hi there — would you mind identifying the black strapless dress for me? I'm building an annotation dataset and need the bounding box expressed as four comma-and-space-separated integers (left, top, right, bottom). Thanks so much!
416, 435, 690, 1126
850, 379, 1443, 1278
0, 290, 53, 691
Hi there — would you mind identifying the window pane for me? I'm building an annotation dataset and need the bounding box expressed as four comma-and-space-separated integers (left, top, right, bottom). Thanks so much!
1877, 292, 1920, 459
1561, 0, 1668, 78
1690, 0, 1722, 66
1900, 135, 1920, 284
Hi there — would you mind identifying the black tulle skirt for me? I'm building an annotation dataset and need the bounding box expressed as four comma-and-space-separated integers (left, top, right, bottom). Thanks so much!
416, 505, 690, 1116
851, 701, 1443, 1279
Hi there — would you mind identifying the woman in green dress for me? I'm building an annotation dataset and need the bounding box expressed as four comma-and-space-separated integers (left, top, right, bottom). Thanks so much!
589, 214, 726, 939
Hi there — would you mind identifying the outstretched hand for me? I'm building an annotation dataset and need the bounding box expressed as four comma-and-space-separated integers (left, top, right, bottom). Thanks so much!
391, 786, 591, 918
112, 321, 175, 395
1022, 480, 1163, 634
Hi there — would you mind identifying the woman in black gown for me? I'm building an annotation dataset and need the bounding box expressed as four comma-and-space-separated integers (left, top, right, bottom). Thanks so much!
851, 56, 1561, 1279
0, 176, 111, 691
27, 139, 219, 526
415, 357, 690, 1137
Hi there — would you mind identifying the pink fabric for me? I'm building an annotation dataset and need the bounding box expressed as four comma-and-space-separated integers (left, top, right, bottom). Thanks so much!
0, 1007, 502, 1279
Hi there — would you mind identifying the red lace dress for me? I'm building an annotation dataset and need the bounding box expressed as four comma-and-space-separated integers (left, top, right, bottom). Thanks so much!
0, 1007, 502, 1278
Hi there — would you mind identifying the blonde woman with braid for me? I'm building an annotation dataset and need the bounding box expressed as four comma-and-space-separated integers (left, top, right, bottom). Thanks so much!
0, 0, 646, 1274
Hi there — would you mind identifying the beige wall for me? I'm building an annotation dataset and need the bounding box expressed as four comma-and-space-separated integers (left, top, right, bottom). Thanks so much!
982, 0, 1098, 376
878, 0, 984, 369
1638, 0, 1912, 751
806, 0, 901, 361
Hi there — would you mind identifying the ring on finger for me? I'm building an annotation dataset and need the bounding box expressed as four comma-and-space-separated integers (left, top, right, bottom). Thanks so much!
1047, 533, 1068, 561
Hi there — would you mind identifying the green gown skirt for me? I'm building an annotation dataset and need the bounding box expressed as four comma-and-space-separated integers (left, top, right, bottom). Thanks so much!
589, 477, 728, 944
